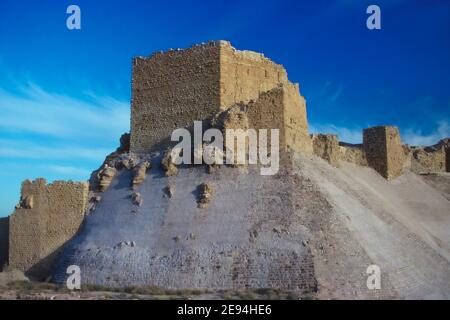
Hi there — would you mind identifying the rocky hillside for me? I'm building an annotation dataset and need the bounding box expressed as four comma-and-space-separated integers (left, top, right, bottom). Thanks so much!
52, 152, 450, 299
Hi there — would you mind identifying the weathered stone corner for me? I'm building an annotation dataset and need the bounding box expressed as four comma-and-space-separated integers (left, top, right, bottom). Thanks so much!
8, 179, 89, 279
311, 134, 340, 167
363, 126, 406, 180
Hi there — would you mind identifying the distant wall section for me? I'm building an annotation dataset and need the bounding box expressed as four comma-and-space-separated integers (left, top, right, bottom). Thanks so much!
363, 126, 406, 180
9, 179, 89, 279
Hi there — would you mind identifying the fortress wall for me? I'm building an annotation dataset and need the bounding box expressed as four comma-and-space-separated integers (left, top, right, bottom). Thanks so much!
0, 217, 8, 270
311, 134, 340, 167
9, 179, 88, 278
363, 126, 405, 180
131, 42, 222, 152
283, 83, 312, 154
219, 42, 289, 109
339, 144, 368, 166
411, 147, 446, 173
130, 41, 311, 154
247, 86, 286, 151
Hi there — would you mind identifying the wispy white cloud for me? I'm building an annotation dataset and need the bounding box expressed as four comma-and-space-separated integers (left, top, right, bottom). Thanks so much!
330, 85, 344, 103
0, 139, 110, 161
0, 81, 129, 217
318, 80, 344, 103
310, 123, 363, 144
0, 83, 129, 141
402, 120, 450, 146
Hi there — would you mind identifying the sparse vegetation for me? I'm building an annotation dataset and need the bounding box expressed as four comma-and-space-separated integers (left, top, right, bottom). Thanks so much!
0, 279, 314, 300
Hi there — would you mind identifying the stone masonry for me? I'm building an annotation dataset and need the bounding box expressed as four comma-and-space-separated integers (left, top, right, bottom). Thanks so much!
9, 179, 89, 278
363, 126, 406, 180
130, 41, 312, 154
311, 134, 340, 167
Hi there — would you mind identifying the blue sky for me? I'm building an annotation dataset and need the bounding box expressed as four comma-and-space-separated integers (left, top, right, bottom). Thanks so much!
0, 0, 449, 216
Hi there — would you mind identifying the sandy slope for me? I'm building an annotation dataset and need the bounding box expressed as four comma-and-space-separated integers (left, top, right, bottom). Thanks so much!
295, 153, 450, 299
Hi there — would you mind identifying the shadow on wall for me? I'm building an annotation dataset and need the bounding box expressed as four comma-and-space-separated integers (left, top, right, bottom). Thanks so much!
25, 220, 86, 281
7, 179, 89, 281
0, 217, 9, 271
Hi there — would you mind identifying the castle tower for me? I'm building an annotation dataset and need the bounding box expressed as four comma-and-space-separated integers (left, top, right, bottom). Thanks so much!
130, 41, 312, 154
363, 126, 406, 180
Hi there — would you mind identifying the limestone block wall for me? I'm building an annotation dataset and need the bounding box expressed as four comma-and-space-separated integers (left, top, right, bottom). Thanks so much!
246, 84, 311, 154
339, 143, 368, 166
247, 86, 286, 149
219, 42, 289, 109
130, 41, 311, 155
9, 179, 89, 278
131, 42, 222, 152
311, 134, 340, 167
363, 126, 406, 180
411, 147, 446, 173
0, 217, 8, 270
283, 83, 312, 154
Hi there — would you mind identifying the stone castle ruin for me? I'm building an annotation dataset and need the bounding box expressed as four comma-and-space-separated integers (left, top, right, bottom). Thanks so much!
131, 40, 311, 154
0, 42, 449, 298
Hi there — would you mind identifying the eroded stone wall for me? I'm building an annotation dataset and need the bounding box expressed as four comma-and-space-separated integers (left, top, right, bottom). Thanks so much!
219, 42, 289, 109
410, 139, 450, 174
339, 143, 368, 166
363, 126, 406, 180
131, 42, 222, 152
411, 147, 446, 173
130, 41, 312, 155
0, 217, 8, 271
311, 134, 340, 167
9, 179, 89, 278
283, 83, 312, 154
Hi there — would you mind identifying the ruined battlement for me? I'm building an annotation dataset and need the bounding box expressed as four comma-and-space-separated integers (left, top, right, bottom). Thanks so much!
130, 41, 305, 153
8, 179, 88, 278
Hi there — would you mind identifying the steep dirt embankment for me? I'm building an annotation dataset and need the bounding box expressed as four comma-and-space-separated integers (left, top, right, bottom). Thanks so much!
53, 154, 318, 293
52, 153, 450, 299
294, 153, 450, 299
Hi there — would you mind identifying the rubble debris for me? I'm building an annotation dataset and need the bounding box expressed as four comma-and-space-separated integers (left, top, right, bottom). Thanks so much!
117, 158, 132, 170
15, 195, 34, 209
114, 241, 136, 249
197, 183, 213, 208
132, 161, 151, 189
161, 150, 178, 176
131, 192, 143, 207
97, 165, 117, 192
163, 185, 175, 198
